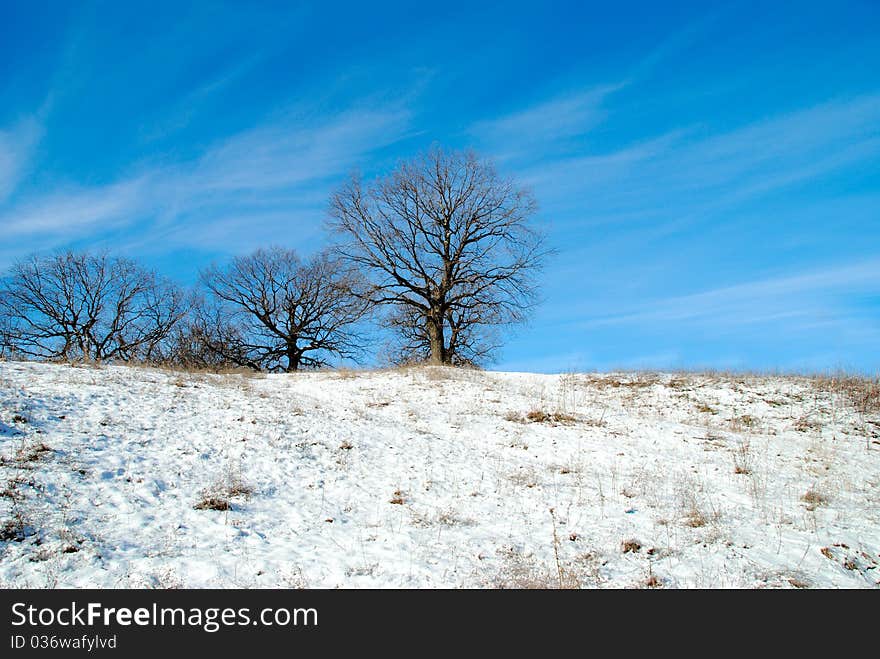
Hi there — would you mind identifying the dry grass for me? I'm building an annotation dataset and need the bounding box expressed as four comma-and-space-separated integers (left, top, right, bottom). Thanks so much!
730, 414, 758, 432
801, 487, 828, 510
492, 546, 581, 589
493, 568, 580, 589
0, 509, 32, 542
193, 496, 230, 511
0, 442, 53, 467
225, 478, 253, 498
504, 409, 580, 425
581, 373, 661, 390
125, 360, 266, 378
682, 500, 721, 528
793, 415, 822, 433
787, 576, 811, 589
732, 439, 752, 475
508, 468, 539, 488
641, 574, 663, 588
621, 539, 642, 553
194, 470, 252, 511
811, 374, 880, 414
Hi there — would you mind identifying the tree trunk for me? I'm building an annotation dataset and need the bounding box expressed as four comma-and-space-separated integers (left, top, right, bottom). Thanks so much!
286, 343, 301, 372
426, 313, 445, 364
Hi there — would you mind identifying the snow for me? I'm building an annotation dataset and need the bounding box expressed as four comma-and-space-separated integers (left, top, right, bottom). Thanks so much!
0, 361, 878, 588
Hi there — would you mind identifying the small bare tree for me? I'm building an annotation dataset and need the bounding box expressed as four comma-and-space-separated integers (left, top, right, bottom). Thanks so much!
329, 146, 548, 365
199, 247, 369, 372
137, 298, 234, 370
0, 251, 188, 363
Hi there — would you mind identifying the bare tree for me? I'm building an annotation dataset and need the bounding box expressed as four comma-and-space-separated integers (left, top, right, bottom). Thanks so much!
329, 146, 548, 365
200, 247, 369, 372
0, 291, 14, 360
0, 251, 188, 363
137, 297, 232, 370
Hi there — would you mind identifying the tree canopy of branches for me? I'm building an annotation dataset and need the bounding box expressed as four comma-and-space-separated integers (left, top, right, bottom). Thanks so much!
0, 251, 188, 363
199, 247, 369, 372
329, 147, 548, 365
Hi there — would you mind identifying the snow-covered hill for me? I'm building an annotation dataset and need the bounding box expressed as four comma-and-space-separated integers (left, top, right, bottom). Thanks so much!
0, 361, 877, 588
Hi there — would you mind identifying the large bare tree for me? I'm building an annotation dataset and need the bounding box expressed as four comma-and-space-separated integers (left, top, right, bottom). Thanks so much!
329, 147, 548, 365
0, 251, 188, 363
200, 247, 369, 372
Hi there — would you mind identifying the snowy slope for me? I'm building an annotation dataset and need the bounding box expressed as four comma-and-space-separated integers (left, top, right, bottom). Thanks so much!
0, 361, 877, 588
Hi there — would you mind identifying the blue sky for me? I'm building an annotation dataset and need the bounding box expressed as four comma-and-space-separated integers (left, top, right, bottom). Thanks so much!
1, 0, 878, 372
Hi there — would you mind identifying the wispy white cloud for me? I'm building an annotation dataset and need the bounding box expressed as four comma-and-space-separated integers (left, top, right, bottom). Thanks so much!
0, 117, 42, 202
578, 259, 880, 331
0, 176, 150, 238
182, 106, 409, 196
0, 100, 412, 257
494, 91, 880, 231
471, 83, 624, 158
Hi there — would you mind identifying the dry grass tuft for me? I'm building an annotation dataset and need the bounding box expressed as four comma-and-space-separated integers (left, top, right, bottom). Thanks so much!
621, 539, 642, 553
793, 415, 822, 433
193, 496, 230, 511
684, 508, 711, 528
194, 471, 252, 511
801, 488, 828, 510
732, 439, 752, 475
730, 414, 758, 432
642, 575, 663, 588
507, 409, 580, 425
